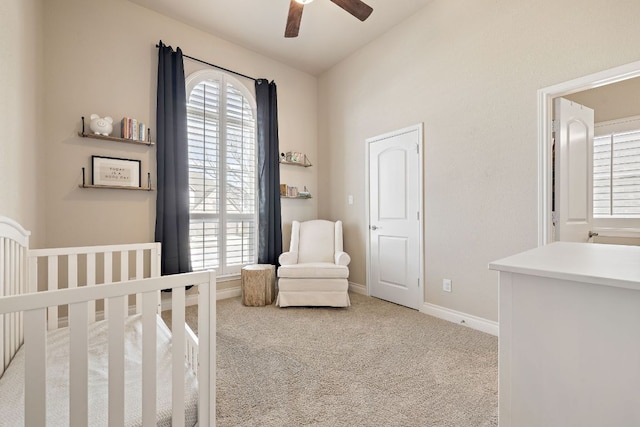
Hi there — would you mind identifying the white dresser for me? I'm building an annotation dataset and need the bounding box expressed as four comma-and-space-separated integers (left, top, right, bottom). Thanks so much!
490, 242, 640, 427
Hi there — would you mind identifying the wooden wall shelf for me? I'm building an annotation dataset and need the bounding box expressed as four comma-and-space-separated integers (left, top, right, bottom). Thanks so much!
280, 159, 311, 168
78, 132, 154, 146
79, 184, 154, 191
280, 152, 312, 167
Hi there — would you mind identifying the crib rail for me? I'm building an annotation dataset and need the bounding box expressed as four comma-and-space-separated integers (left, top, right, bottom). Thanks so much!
0, 217, 30, 377
28, 242, 162, 330
0, 270, 216, 427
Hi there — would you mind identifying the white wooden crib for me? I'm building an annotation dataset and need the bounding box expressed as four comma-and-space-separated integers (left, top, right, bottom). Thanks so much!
0, 216, 216, 426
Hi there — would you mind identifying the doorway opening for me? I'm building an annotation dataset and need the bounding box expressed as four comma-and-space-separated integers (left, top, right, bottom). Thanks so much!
538, 60, 640, 245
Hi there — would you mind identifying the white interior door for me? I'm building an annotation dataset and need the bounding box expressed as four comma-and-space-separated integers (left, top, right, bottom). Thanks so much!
554, 97, 595, 242
367, 125, 423, 310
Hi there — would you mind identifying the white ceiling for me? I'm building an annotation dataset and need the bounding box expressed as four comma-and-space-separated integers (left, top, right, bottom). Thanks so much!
130, 0, 433, 75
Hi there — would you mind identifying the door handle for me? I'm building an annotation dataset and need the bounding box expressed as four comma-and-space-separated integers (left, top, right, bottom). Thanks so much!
370, 225, 379, 230
589, 231, 599, 238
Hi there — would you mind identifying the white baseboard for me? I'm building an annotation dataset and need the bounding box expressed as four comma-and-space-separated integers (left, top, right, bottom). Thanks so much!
349, 282, 367, 295
160, 292, 200, 311
420, 302, 499, 336
160, 287, 241, 311
216, 286, 241, 300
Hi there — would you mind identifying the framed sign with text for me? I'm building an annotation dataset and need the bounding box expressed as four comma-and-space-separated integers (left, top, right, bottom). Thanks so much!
91, 155, 141, 188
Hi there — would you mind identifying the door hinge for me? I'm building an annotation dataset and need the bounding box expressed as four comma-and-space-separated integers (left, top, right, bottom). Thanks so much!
418, 278, 420, 288
417, 211, 420, 220
552, 119, 559, 132
416, 143, 419, 154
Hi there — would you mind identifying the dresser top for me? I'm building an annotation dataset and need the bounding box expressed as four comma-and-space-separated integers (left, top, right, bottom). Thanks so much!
489, 242, 640, 291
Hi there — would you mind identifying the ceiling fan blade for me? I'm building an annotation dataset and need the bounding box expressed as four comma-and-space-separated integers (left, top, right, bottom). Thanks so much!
285, 0, 304, 38
330, 0, 373, 21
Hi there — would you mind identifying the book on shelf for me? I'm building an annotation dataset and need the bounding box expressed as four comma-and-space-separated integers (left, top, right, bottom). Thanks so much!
120, 117, 147, 141
280, 185, 312, 198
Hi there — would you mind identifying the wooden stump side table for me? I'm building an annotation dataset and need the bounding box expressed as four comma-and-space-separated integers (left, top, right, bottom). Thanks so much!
241, 264, 276, 306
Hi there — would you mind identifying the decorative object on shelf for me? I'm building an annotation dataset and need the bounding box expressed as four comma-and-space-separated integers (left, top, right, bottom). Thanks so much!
79, 117, 154, 145
92, 155, 141, 188
89, 114, 114, 136
280, 151, 312, 167
299, 186, 311, 198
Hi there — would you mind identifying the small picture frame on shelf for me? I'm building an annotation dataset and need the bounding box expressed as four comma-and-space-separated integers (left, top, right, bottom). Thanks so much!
92, 155, 141, 188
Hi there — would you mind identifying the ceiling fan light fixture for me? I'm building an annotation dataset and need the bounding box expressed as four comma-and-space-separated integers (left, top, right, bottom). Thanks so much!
295, 0, 314, 4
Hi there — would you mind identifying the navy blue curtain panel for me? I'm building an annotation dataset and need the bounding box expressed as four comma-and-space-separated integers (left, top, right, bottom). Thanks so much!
255, 79, 283, 265
155, 41, 192, 275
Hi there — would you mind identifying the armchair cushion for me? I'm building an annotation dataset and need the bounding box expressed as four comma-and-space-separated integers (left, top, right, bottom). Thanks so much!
278, 251, 298, 266
298, 220, 336, 263
278, 263, 349, 279
334, 251, 351, 266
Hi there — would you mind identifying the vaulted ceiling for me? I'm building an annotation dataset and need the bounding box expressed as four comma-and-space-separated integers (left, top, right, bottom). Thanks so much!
130, 0, 433, 75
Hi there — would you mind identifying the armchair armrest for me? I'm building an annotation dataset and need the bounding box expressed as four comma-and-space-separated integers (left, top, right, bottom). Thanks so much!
335, 251, 351, 266
279, 251, 298, 266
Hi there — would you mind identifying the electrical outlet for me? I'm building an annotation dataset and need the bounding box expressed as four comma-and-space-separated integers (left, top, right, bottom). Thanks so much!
443, 279, 452, 292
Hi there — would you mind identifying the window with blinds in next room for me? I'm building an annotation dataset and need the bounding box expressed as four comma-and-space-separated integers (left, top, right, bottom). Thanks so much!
186, 70, 257, 275
593, 115, 640, 229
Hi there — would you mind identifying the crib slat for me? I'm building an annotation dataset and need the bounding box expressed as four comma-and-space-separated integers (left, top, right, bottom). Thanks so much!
69, 301, 88, 427
9, 241, 16, 359
152, 246, 161, 314
68, 254, 78, 288
198, 275, 216, 427
24, 307, 46, 427
108, 295, 125, 427
120, 251, 129, 315
198, 283, 209, 426
171, 287, 186, 427
86, 252, 96, 322
142, 291, 157, 426
104, 252, 112, 321
18, 244, 24, 348
135, 249, 143, 314
47, 255, 58, 330
151, 245, 160, 277
27, 253, 37, 293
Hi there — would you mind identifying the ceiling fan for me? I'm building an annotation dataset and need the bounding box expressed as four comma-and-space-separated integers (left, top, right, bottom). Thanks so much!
285, 0, 374, 38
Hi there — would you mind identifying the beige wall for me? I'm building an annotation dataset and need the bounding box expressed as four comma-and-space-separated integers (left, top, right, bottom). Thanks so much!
566, 77, 640, 123
42, 0, 317, 263
318, 0, 640, 321
0, 0, 45, 247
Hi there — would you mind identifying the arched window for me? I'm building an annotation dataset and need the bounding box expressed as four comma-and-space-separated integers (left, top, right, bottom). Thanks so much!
186, 70, 257, 275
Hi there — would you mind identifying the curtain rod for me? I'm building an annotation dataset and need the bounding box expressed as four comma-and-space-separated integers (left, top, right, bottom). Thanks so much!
156, 43, 258, 83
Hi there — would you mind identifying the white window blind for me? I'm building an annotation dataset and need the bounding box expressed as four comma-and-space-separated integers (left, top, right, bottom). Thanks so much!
187, 72, 257, 275
594, 128, 640, 217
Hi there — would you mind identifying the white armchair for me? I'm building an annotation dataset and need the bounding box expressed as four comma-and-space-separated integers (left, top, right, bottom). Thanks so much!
276, 219, 351, 307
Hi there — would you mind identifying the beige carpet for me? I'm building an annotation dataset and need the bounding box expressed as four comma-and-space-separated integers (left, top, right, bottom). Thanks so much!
165, 293, 498, 427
